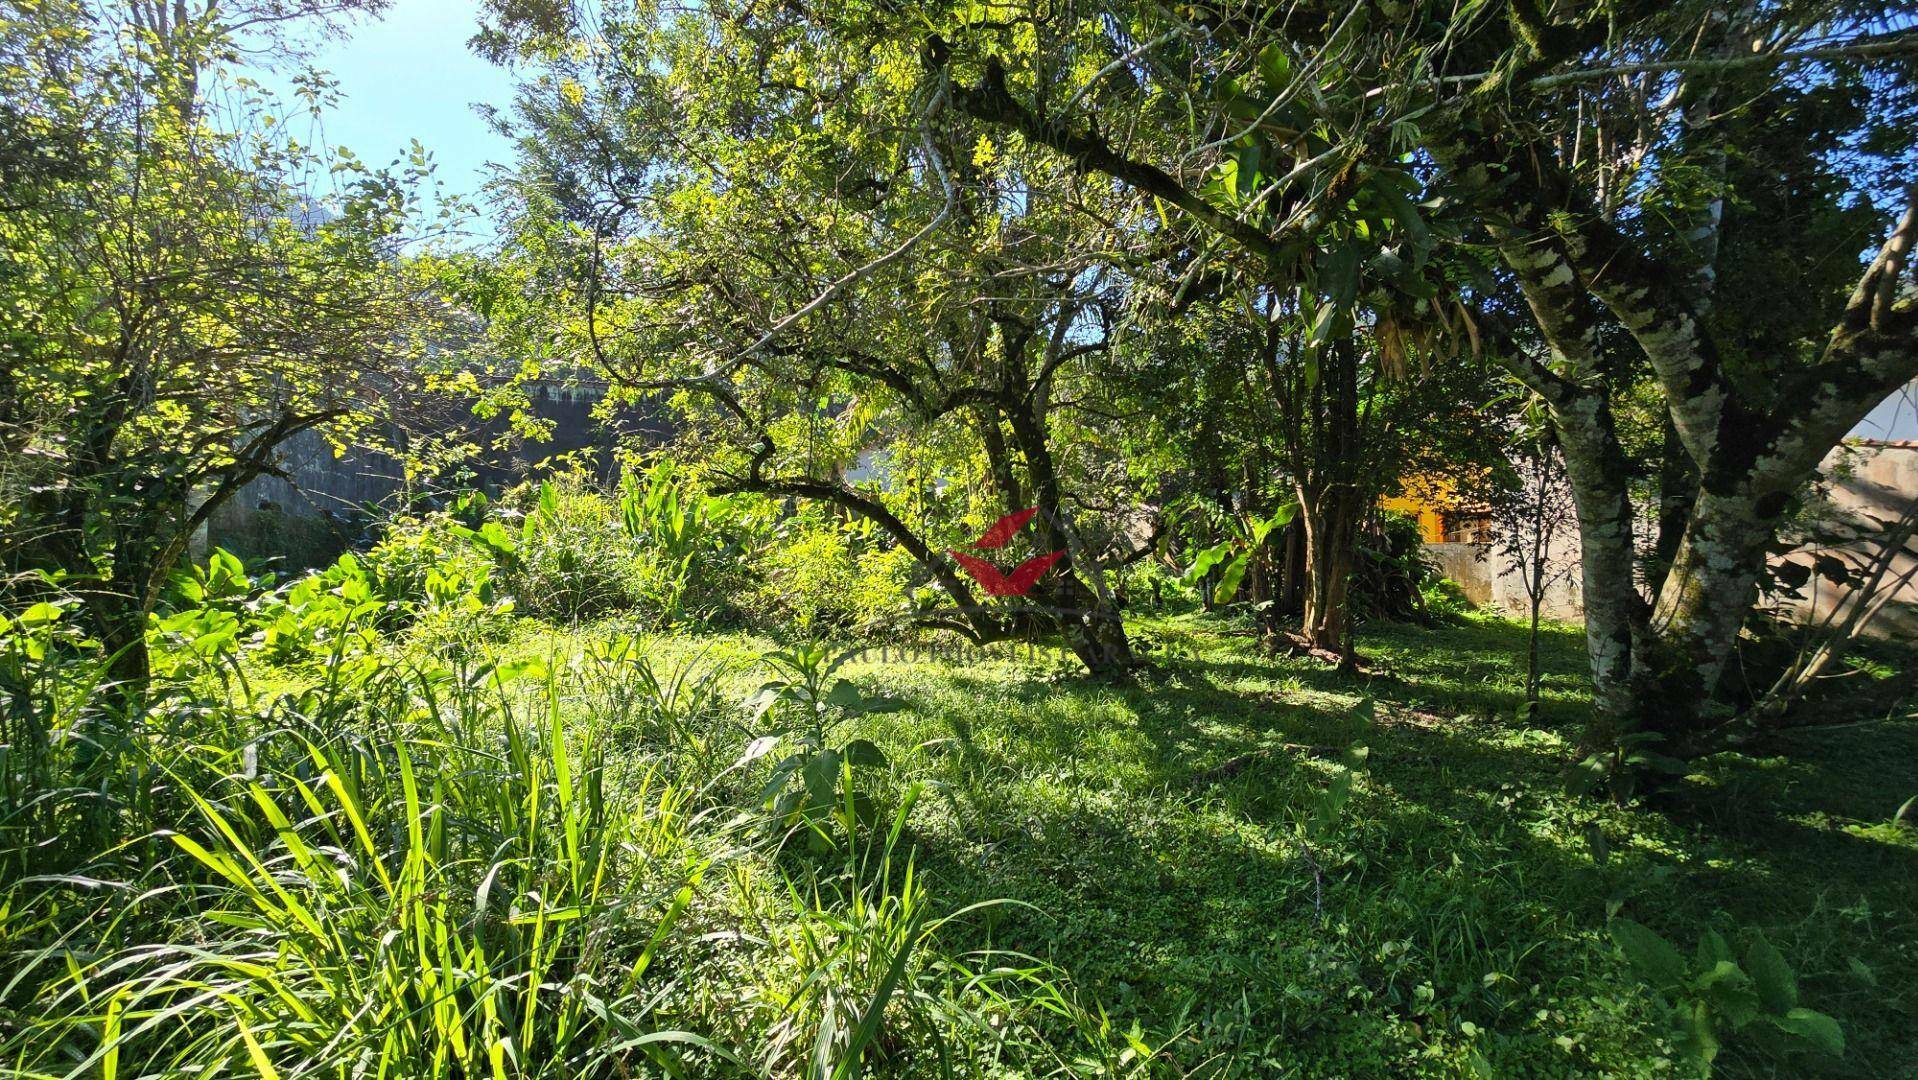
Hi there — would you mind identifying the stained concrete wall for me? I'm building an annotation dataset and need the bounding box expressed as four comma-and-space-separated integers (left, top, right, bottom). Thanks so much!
1772, 441, 1918, 640
1428, 538, 1584, 620
1427, 441, 1918, 638
206, 381, 673, 567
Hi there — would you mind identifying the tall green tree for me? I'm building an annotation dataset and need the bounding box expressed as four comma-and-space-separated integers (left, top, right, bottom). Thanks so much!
474, 0, 1916, 737
477, 0, 1160, 673
904, 0, 1916, 748
1417, 2, 1917, 748
922, 0, 1484, 657
0, 0, 447, 685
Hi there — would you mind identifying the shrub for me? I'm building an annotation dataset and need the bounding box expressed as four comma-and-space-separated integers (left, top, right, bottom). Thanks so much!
0, 627, 1123, 1079
364, 514, 497, 599
750, 514, 916, 636
740, 640, 903, 842
1118, 558, 1193, 614
1, 657, 722, 1078
1351, 510, 1446, 623
1610, 919, 1846, 1071
227, 536, 514, 667
499, 474, 648, 622
615, 465, 767, 627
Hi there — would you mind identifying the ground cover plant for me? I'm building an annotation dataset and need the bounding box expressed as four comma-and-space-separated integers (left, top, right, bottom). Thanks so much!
4, 569, 1912, 1076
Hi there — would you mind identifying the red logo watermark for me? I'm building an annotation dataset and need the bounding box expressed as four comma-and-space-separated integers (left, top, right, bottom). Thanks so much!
948, 508, 1063, 597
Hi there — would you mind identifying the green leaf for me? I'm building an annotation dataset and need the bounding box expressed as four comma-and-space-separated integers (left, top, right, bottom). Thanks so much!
842, 738, 886, 767
1770, 1008, 1844, 1056
1201, 157, 1241, 208
759, 755, 805, 804
1625, 751, 1691, 776
1250, 502, 1297, 545
1370, 178, 1431, 251
735, 735, 781, 768
823, 679, 865, 711
1318, 245, 1359, 308
1312, 767, 1355, 835
1678, 999, 1719, 1066
1695, 929, 1734, 969
1698, 962, 1759, 1028
1744, 933, 1797, 1014
475, 520, 517, 555
1584, 823, 1609, 865
1564, 753, 1609, 797
1233, 142, 1263, 199
1307, 300, 1340, 347
1182, 541, 1234, 584
494, 659, 548, 683
771, 787, 805, 821
237, 1017, 282, 1080
746, 686, 786, 722
831, 904, 928, 1080
1257, 43, 1293, 89
801, 748, 842, 804
1212, 553, 1251, 606
1611, 919, 1687, 989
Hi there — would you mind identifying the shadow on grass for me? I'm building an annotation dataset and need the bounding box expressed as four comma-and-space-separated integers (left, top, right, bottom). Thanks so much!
843, 624, 1644, 1074
842, 612, 1916, 1077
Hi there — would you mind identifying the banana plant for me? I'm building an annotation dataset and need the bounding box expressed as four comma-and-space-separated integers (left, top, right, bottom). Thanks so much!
619, 462, 714, 559
617, 463, 738, 624
1182, 503, 1297, 606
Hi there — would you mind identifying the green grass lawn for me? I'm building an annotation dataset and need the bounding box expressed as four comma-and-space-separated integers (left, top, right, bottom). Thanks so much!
481, 610, 1916, 1077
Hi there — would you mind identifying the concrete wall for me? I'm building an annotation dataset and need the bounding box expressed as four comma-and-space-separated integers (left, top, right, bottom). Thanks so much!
1772, 441, 1918, 640
1427, 441, 1918, 637
206, 381, 673, 567
1428, 537, 1584, 620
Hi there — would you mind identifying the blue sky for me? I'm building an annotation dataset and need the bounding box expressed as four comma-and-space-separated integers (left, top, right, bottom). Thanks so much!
242, 0, 519, 239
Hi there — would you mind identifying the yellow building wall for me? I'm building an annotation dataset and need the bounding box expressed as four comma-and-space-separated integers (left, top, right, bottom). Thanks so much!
1380, 475, 1457, 544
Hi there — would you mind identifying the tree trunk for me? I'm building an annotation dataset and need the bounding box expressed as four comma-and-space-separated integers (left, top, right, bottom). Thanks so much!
1296, 484, 1360, 655
1283, 335, 1366, 658
999, 399, 1136, 678
90, 592, 152, 697
1525, 599, 1543, 706
1540, 388, 1650, 746
1650, 414, 1697, 586
1643, 488, 1778, 731
1052, 578, 1136, 676
1278, 521, 1305, 616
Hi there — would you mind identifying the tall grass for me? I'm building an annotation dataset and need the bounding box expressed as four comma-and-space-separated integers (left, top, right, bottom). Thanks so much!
738, 784, 1105, 1078
1, 602, 1133, 1078
5, 641, 722, 1076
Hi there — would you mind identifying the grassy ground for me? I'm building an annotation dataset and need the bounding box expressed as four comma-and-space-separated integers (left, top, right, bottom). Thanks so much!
483, 610, 1918, 1077
16, 606, 1910, 1076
